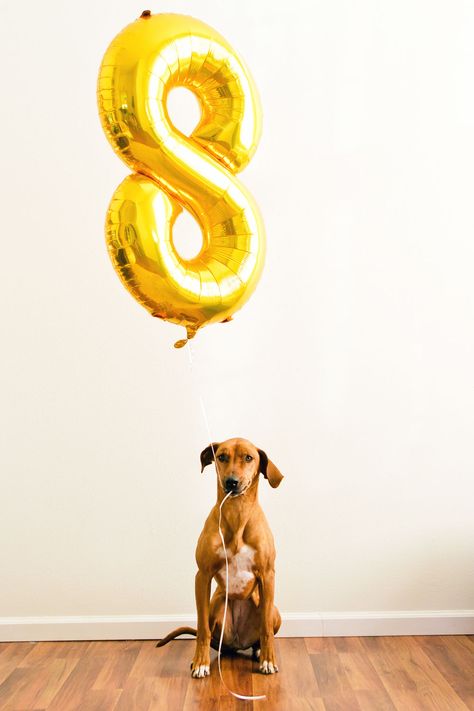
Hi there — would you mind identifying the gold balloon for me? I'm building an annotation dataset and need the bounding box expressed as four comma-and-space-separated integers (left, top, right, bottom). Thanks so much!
97, 11, 265, 347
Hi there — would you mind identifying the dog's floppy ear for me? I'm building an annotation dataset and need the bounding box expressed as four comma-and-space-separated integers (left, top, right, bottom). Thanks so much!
200, 443, 220, 473
258, 449, 284, 488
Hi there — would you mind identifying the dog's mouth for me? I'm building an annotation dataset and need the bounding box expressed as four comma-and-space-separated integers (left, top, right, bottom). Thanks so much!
225, 486, 243, 496
222, 481, 250, 497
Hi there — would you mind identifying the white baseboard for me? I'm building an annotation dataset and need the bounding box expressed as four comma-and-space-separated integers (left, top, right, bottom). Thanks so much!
281, 610, 474, 637
0, 611, 473, 642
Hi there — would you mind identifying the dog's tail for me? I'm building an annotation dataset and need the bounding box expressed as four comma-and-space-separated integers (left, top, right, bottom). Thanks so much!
156, 627, 224, 652
156, 627, 197, 648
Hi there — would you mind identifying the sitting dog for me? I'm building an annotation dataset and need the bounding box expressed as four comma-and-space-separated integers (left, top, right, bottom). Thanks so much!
157, 438, 283, 677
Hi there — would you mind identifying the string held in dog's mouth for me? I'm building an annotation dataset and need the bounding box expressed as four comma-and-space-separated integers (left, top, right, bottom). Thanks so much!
221, 481, 251, 498
187, 342, 267, 701
218, 490, 266, 702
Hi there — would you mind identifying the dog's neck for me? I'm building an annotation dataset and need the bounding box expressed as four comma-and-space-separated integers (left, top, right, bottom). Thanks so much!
216, 477, 259, 546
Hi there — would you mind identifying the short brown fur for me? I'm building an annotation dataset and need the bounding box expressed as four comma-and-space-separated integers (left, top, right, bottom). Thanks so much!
157, 437, 283, 677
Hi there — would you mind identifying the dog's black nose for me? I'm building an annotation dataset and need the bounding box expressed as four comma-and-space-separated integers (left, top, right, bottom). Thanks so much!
224, 477, 239, 493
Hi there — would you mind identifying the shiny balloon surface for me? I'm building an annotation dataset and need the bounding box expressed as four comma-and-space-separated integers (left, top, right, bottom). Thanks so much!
97, 12, 265, 346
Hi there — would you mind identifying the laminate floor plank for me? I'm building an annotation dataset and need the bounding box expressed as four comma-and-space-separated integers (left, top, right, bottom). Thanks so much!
464, 636, 474, 651
361, 636, 471, 711
18, 642, 89, 668
354, 689, 399, 711
253, 638, 323, 710
115, 639, 175, 711
184, 647, 254, 711
2, 657, 79, 710
45, 644, 107, 711
77, 687, 122, 711
305, 638, 338, 654
148, 640, 192, 711
91, 641, 142, 691
339, 650, 396, 710
417, 635, 474, 710
113, 676, 156, 711
0, 644, 37, 686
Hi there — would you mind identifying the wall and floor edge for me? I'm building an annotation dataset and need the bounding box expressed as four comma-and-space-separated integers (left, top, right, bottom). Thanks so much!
0, 611, 472, 642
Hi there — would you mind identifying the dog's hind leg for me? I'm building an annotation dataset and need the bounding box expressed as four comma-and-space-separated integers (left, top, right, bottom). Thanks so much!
209, 588, 236, 651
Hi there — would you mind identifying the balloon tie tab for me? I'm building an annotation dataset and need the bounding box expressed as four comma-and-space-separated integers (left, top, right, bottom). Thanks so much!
174, 326, 197, 349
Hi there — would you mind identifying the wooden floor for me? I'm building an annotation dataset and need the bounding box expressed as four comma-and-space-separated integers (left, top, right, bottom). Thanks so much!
0, 636, 472, 710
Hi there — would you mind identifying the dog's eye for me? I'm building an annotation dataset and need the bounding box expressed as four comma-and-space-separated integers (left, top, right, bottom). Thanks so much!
245, 455, 253, 462
217, 454, 227, 462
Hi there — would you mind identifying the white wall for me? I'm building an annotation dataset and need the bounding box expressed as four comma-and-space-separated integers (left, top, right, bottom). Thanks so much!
1, 0, 473, 628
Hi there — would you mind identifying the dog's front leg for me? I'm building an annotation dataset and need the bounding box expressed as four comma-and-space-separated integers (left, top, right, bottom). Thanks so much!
258, 569, 278, 674
191, 569, 212, 678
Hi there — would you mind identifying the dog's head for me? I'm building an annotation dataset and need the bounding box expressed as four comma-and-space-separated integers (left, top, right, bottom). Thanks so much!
200, 438, 283, 495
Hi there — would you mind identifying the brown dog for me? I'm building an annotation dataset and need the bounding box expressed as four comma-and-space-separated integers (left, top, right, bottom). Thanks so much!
157, 438, 283, 677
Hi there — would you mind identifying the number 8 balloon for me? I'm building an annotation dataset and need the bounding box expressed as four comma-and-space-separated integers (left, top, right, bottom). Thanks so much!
97, 11, 265, 347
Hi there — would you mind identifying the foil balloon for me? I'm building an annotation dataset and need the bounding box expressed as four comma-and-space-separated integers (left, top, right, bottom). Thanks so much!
97, 11, 265, 347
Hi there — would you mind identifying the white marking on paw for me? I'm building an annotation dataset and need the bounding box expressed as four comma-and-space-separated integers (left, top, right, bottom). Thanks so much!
260, 660, 278, 674
191, 664, 210, 678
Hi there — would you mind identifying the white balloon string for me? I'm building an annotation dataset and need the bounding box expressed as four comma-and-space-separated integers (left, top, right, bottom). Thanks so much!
186, 342, 266, 702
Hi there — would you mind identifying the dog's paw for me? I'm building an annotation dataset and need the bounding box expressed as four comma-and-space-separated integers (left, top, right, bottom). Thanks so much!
259, 659, 278, 674
191, 663, 210, 678
253, 647, 261, 660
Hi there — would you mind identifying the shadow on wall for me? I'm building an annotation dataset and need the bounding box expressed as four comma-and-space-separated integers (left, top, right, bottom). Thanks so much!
350, 534, 474, 611
274, 519, 474, 613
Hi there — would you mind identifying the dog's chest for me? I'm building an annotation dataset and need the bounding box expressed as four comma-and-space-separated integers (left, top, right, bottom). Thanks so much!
216, 544, 256, 598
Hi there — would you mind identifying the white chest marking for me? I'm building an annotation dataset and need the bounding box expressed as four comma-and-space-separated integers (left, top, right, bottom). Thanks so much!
217, 544, 256, 595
